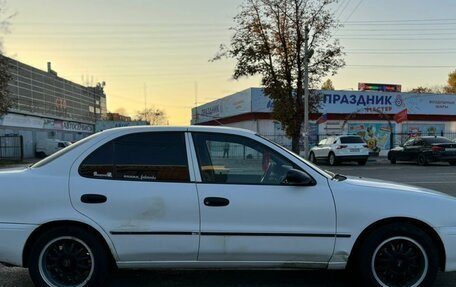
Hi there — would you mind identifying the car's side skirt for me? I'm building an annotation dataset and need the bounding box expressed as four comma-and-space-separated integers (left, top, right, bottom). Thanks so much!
116, 260, 331, 270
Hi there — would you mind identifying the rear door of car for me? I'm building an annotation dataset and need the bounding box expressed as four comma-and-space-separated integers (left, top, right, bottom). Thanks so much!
69, 131, 200, 262
190, 131, 337, 264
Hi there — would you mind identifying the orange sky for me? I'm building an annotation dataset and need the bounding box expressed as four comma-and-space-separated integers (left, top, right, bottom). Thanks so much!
3, 0, 455, 125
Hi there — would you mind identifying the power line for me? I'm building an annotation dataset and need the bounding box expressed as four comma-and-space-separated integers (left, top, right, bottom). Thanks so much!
346, 64, 455, 68
338, 37, 456, 40
344, 22, 456, 26
345, 18, 456, 23
333, 0, 346, 16
336, 0, 352, 20
343, 0, 364, 24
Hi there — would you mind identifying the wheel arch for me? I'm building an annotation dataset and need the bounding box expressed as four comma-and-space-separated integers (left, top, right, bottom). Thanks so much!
347, 217, 446, 271
22, 220, 117, 268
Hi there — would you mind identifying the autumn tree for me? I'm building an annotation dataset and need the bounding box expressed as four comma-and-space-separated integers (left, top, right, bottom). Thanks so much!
0, 55, 11, 116
443, 70, 456, 94
0, 2, 15, 116
321, 79, 334, 90
135, 107, 168, 125
213, 0, 344, 152
409, 86, 434, 93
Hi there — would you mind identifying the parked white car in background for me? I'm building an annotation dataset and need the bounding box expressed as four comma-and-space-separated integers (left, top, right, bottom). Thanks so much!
309, 135, 370, 166
0, 126, 456, 287
35, 139, 72, 158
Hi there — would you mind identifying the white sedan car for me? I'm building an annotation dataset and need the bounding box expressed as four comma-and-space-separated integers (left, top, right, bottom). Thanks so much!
309, 135, 370, 166
0, 126, 455, 287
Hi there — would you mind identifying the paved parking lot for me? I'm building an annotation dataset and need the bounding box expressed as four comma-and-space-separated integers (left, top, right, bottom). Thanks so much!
1, 159, 456, 286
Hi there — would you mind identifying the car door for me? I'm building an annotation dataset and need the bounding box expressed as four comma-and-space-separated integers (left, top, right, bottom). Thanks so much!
69, 131, 200, 262
401, 138, 418, 161
313, 139, 327, 159
190, 132, 337, 263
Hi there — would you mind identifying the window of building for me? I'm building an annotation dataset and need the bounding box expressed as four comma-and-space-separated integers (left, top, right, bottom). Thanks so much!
192, 133, 299, 185
79, 132, 190, 182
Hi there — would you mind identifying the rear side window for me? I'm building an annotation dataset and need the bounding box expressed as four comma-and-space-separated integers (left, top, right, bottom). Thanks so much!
79, 132, 189, 182
340, 136, 365, 144
423, 137, 454, 144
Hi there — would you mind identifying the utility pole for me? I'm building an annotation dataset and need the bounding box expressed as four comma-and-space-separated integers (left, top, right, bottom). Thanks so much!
194, 81, 198, 125
303, 25, 310, 157
143, 83, 147, 111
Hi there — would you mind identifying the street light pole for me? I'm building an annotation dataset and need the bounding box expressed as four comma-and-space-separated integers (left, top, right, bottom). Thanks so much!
303, 25, 310, 157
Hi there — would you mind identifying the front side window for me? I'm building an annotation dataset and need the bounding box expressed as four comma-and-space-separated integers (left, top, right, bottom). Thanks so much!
79, 132, 189, 182
192, 133, 300, 185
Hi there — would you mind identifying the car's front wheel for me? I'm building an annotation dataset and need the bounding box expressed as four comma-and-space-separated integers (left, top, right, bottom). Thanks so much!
449, 160, 456, 166
28, 226, 111, 287
355, 223, 439, 287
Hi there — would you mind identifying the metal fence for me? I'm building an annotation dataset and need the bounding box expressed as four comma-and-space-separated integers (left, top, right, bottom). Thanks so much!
0, 135, 23, 161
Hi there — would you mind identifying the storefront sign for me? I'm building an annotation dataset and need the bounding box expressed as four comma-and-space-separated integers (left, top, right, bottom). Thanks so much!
193, 88, 456, 124
0, 113, 94, 133
320, 91, 456, 115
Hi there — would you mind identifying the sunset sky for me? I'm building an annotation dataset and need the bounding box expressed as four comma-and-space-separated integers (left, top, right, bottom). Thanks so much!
3, 0, 456, 125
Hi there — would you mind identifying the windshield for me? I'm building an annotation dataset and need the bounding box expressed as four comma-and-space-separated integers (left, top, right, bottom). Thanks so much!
32, 133, 100, 168
256, 135, 333, 179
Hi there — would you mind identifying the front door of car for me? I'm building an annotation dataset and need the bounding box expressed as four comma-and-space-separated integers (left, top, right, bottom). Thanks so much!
69, 131, 200, 262
191, 132, 337, 263
401, 138, 419, 161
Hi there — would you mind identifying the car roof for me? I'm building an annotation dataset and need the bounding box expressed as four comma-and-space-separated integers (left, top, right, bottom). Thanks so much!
98, 125, 257, 136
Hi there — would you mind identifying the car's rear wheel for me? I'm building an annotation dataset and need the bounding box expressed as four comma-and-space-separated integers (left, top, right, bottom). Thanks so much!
328, 153, 337, 166
449, 160, 456, 166
309, 152, 317, 164
418, 154, 428, 166
28, 226, 111, 287
358, 159, 367, 166
355, 223, 439, 287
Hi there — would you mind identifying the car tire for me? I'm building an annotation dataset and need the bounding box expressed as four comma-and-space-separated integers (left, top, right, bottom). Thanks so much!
418, 154, 428, 166
355, 223, 439, 287
28, 226, 111, 287
309, 152, 317, 164
449, 160, 456, 166
358, 159, 367, 166
328, 152, 337, 166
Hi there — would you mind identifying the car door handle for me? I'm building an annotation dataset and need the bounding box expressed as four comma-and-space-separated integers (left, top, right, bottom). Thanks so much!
204, 197, 230, 207
81, 194, 107, 204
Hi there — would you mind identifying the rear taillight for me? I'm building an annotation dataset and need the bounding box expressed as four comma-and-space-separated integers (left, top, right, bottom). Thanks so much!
337, 145, 348, 149
432, 146, 445, 152
363, 144, 368, 148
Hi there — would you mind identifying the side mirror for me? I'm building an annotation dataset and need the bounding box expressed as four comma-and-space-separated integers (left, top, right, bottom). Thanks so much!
282, 169, 315, 186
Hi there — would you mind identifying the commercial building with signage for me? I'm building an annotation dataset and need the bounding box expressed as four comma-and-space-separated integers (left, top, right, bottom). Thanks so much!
191, 88, 456, 156
0, 57, 107, 158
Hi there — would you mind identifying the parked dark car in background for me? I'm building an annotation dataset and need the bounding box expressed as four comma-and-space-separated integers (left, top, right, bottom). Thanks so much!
388, 136, 456, 166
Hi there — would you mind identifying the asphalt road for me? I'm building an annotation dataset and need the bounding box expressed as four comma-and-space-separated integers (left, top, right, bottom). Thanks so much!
1, 159, 456, 287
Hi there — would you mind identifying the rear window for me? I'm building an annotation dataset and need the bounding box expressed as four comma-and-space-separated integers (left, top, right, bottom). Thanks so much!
423, 137, 454, 144
340, 136, 365, 144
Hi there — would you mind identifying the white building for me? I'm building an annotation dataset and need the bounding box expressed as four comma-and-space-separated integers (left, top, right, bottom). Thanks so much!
0, 58, 107, 158
192, 88, 456, 156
